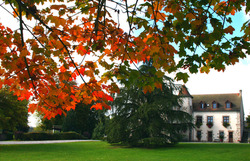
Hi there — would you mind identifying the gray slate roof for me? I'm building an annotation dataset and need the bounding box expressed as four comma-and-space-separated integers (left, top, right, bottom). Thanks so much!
192, 92, 242, 112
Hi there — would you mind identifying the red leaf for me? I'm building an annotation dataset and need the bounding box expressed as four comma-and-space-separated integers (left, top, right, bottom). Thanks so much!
91, 103, 103, 110
224, 26, 235, 35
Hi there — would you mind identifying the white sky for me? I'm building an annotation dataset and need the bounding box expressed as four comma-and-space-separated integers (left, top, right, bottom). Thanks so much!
0, 1, 249, 127
185, 8, 250, 117
184, 56, 250, 117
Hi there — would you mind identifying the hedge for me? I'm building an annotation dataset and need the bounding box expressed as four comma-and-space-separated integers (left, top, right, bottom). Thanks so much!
0, 132, 13, 141
15, 131, 87, 141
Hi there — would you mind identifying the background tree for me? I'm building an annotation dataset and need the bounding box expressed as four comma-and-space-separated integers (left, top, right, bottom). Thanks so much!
0, 87, 29, 132
247, 115, 250, 129
106, 62, 193, 147
0, 0, 249, 117
38, 102, 105, 138
92, 112, 110, 140
62, 103, 101, 138
39, 114, 64, 131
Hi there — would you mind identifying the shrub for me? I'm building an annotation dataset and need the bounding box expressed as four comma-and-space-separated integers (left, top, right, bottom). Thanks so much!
92, 122, 106, 140
15, 132, 86, 141
0, 132, 13, 141
60, 132, 86, 140
14, 131, 24, 140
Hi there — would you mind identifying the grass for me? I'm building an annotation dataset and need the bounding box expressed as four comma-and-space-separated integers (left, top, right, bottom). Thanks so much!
0, 141, 250, 161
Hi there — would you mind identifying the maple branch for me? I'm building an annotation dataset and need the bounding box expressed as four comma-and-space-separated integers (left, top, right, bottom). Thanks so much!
94, 0, 106, 36
7, 0, 60, 110
12, 0, 89, 87
123, 0, 142, 73
16, 0, 37, 95
217, 0, 230, 46
17, 0, 24, 47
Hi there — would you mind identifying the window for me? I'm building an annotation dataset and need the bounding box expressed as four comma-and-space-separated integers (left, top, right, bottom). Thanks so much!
196, 116, 203, 128
219, 131, 224, 137
196, 130, 202, 140
223, 116, 230, 128
212, 101, 217, 108
219, 131, 224, 141
207, 116, 213, 123
226, 101, 231, 108
196, 116, 202, 123
223, 116, 229, 123
200, 102, 205, 109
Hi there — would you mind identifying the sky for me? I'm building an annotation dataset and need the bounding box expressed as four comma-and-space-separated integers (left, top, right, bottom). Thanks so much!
184, 8, 250, 117
0, 1, 249, 127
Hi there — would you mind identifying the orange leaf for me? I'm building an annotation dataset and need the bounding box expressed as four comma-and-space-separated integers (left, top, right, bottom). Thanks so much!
50, 5, 67, 10
91, 103, 103, 110
77, 45, 87, 55
154, 82, 162, 90
101, 102, 111, 110
143, 85, 153, 94
224, 26, 235, 34
104, 94, 114, 102
28, 103, 38, 113
79, 67, 85, 75
60, 66, 67, 72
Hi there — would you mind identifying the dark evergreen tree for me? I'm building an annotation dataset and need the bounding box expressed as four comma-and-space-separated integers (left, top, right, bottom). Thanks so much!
106, 61, 193, 147
62, 103, 103, 138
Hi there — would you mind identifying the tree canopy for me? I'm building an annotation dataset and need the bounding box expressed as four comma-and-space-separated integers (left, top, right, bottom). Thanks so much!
0, 0, 249, 118
0, 87, 29, 132
106, 65, 193, 146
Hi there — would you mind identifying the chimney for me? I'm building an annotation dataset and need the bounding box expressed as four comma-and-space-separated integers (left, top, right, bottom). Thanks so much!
239, 90, 242, 96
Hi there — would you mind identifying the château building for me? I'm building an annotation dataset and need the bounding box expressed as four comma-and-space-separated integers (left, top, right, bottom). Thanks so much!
180, 85, 244, 143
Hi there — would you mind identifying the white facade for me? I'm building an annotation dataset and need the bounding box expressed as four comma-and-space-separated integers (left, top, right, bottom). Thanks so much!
193, 111, 242, 142
179, 86, 244, 143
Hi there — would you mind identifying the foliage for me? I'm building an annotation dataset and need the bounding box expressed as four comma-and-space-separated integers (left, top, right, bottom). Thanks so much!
92, 121, 106, 140
247, 115, 250, 128
219, 133, 224, 140
206, 122, 213, 128
38, 102, 104, 138
15, 131, 86, 141
223, 122, 230, 128
39, 114, 64, 131
1, 142, 250, 161
0, 87, 29, 132
62, 103, 104, 138
0, 0, 249, 117
106, 64, 193, 147
195, 121, 202, 128
0, 131, 13, 141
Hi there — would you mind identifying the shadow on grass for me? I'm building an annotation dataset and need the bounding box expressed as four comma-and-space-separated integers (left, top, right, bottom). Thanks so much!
108, 142, 177, 149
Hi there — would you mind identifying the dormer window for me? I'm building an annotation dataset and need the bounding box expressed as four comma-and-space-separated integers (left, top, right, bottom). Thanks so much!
212, 101, 217, 109
226, 101, 231, 108
200, 101, 205, 109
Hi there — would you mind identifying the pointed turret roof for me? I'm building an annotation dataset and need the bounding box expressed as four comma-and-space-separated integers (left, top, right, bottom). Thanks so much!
179, 85, 193, 98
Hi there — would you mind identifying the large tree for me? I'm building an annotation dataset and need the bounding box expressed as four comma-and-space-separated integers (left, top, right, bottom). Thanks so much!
0, 0, 249, 117
106, 62, 193, 147
0, 87, 29, 132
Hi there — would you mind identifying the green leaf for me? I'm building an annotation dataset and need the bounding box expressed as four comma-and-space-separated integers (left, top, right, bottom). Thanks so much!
175, 72, 189, 83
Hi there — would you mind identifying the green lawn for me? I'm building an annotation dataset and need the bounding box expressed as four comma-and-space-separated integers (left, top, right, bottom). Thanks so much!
0, 141, 249, 161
